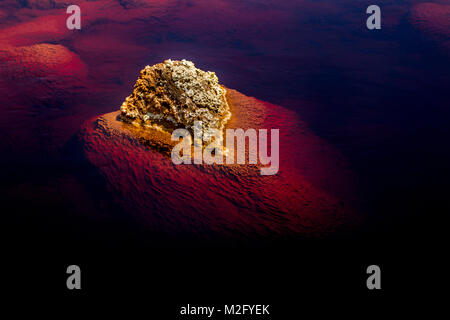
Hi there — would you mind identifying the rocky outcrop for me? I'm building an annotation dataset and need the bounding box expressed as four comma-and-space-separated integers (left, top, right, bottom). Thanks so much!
81, 88, 360, 238
120, 60, 231, 136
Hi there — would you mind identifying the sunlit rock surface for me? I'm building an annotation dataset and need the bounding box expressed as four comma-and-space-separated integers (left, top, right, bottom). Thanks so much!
120, 60, 231, 135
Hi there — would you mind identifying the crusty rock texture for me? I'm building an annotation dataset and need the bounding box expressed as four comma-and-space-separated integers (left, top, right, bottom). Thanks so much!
120, 59, 231, 136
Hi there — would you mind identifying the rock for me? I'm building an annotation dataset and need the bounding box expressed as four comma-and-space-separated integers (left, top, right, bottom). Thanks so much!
120, 60, 231, 136
81, 88, 360, 239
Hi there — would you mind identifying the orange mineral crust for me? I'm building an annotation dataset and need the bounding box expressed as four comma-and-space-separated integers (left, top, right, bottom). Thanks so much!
81, 88, 360, 239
